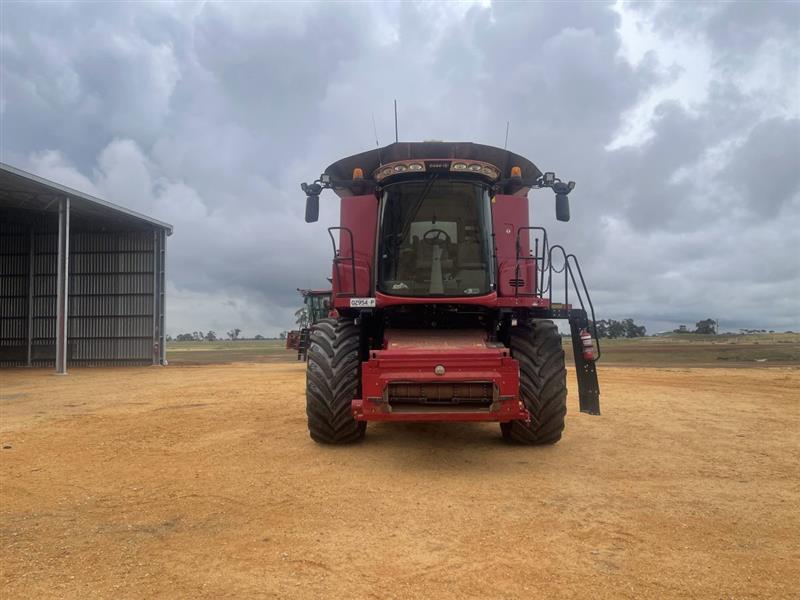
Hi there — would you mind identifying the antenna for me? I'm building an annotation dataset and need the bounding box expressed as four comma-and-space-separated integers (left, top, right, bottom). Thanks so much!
372, 113, 383, 166
504, 121, 510, 150
394, 99, 399, 143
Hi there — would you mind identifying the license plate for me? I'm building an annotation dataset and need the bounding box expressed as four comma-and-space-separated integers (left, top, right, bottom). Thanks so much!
349, 298, 376, 308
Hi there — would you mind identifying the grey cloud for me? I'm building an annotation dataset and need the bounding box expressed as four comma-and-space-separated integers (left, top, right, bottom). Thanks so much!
2, 1, 798, 335
720, 117, 800, 217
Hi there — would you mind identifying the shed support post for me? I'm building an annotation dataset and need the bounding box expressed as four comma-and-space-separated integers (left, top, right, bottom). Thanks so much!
151, 229, 167, 366
152, 231, 158, 365
55, 196, 70, 374
27, 227, 35, 366
159, 230, 167, 365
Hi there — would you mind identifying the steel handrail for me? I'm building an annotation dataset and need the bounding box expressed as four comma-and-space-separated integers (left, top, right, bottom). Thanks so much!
546, 244, 601, 360
514, 226, 548, 297
327, 227, 358, 297
566, 253, 601, 360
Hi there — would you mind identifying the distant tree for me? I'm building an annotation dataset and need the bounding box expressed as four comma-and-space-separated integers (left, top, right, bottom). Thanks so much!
607, 320, 626, 339
279, 332, 287, 340
227, 328, 242, 340
192, 331, 205, 341
205, 330, 217, 342
166, 334, 173, 342
622, 318, 646, 338
254, 334, 265, 340
695, 319, 717, 334
176, 333, 194, 341
594, 318, 645, 339
295, 307, 310, 329
595, 320, 609, 339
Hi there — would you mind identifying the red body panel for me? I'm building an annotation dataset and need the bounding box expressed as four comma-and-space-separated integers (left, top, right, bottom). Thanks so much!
332, 194, 377, 298
346, 291, 550, 309
353, 329, 527, 423
329, 189, 549, 310
492, 194, 535, 297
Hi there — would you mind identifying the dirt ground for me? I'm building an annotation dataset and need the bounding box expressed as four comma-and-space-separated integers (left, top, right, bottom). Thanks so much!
1, 363, 798, 599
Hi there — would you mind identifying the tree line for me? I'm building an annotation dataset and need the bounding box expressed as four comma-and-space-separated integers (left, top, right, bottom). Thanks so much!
594, 319, 646, 339
167, 329, 269, 342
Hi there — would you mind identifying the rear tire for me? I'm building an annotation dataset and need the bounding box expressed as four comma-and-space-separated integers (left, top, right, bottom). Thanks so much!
501, 320, 567, 445
306, 318, 366, 444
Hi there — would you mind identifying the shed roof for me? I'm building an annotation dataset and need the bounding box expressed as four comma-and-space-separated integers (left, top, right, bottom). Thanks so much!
0, 162, 173, 234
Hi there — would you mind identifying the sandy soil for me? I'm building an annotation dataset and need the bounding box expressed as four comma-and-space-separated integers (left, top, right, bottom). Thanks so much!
1, 364, 798, 599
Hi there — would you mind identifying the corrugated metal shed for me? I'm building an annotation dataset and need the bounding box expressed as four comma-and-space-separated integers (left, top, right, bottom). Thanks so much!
0, 162, 172, 373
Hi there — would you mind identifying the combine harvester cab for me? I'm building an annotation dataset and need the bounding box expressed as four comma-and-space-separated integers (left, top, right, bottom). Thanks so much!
301, 141, 600, 445
285, 290, 331, 359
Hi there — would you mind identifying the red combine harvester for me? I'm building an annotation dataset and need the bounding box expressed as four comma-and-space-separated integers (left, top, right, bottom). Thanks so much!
301, 142, 600, 445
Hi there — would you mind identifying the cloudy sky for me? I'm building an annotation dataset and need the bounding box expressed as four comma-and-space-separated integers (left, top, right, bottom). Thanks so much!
2, 1, 798, 335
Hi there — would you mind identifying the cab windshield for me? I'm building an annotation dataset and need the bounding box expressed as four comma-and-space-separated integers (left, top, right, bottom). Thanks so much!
377, 178, 493, 297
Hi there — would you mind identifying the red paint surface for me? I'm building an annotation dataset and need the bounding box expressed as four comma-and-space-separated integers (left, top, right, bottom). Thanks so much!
332, 194, 377, 298
492, 194, 535, 297
353, 291, 549, 309
384, 329, 488, 350
330, 190, 552, 308
354, 329, 526, 423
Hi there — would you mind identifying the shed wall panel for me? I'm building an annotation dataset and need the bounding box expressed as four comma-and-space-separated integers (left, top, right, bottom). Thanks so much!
1, 224, 160, 367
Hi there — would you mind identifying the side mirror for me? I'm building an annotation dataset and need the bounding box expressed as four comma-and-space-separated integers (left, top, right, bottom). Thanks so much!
305, 194, 319, 223
555, 193, 570, 222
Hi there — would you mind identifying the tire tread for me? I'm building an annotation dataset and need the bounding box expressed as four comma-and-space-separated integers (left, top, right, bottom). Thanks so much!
306, 318, 366, 444
501, 320, 567, 445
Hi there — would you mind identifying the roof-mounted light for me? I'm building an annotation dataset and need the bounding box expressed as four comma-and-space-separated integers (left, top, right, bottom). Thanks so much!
510, 166, 522, 178
373, 158, 499, 181
374, 161, 429, 181
453, 160, 499, 179
352, 168, 364, 180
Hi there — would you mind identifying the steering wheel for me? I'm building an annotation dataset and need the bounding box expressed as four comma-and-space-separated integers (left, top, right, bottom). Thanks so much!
422, 228, 452, 246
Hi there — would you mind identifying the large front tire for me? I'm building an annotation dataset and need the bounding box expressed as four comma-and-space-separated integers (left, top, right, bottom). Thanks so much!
501, 320, 567, 445
306, 318, 366, 444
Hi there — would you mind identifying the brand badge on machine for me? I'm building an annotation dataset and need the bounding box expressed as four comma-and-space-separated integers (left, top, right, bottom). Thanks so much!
349, 298, 376, 308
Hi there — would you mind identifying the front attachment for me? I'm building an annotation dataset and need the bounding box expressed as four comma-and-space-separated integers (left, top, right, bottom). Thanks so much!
568, 310, 601, 415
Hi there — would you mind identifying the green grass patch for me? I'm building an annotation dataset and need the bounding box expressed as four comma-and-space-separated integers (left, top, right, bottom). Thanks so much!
164, 334, 800, 368
566, 333, 800, 367
167, 339, 297, 365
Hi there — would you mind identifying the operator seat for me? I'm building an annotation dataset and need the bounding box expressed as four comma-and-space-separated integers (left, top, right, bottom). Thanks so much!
456, 232, 485, 292
395, 235, 420, 284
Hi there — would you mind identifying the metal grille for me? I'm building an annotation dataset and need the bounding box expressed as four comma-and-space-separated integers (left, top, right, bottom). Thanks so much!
387, 381, 495, 411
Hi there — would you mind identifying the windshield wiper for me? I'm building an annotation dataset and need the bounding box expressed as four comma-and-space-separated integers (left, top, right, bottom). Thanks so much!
399, 173, 439, 242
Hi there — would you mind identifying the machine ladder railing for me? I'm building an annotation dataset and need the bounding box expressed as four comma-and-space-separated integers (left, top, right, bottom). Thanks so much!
297, 328, 310, 361
514, 228, 601, 360
514, 226, 549, 299
327, 227, 358, 298
545, 245, 601, 360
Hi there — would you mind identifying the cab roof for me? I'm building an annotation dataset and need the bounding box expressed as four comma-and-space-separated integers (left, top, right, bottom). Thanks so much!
324, 141, 541, 188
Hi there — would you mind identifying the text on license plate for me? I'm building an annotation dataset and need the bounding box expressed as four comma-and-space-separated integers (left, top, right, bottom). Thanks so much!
349, 298, 376, 308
